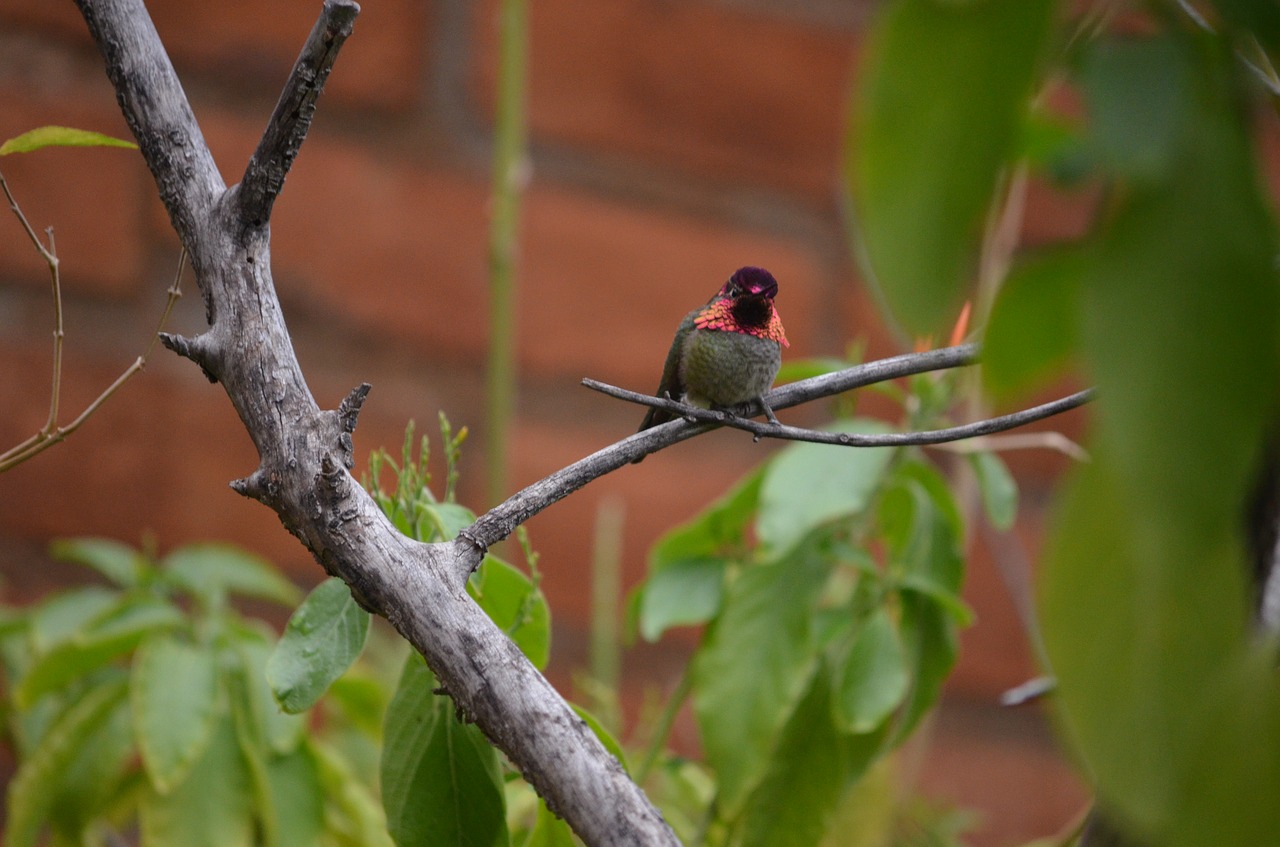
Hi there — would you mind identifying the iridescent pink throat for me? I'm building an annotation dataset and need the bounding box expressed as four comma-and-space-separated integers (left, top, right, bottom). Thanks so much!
693, 298, 790, 347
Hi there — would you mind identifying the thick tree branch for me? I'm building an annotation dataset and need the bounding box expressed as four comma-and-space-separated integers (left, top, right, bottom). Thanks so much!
75, 1, 677, 844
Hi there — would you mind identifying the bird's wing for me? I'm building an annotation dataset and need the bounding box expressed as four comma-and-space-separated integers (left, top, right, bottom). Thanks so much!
638, 310, 697, 431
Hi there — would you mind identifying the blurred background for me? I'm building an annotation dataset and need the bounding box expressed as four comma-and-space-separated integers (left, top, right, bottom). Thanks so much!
0, 1, 1095, 842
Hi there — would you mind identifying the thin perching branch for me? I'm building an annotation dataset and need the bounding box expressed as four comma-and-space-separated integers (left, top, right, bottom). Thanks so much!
581, 374, 1093, 449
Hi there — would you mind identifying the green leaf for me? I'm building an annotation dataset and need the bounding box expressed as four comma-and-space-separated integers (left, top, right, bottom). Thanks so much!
692, 538, 833, 816
418, 502, 477, 542
880, 470, 965, 742
313, 738, 393, 847
139, 710, 256, 847
468, 556, 551, 670
326, 673, 390, 738
635, 470, 762, 641
967, 451, 1019, 531
637, 557, 726, 642
50, 537, 147, 587
232, 629, 308, 755
17, 597, 186, 707
738, 669, 883, 847
132, 635, 222, 794
164, 543, 301, 607
848, 0, 1055, 334
0, 125, 137, 155
1042, 461, 1252, 835
571, 702, 628, 773
267, 578, 370, 714
520, 801, 577, 847
47, 687, 133, 843
26, 586, 119, 652
982, 248, 1082, 403
264, 745, 327, 847
1081, 37, 1189, 183
3, 676, 128, 847
381, 653, 508, 847
756, 419, 896, 556
1042, 42, 1280, 839
831, 608, 910, 734
651, 468, 763, 566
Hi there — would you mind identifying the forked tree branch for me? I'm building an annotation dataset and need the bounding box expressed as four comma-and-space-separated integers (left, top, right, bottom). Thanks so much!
74, 1, 677, 844
73, 1, 1090, 844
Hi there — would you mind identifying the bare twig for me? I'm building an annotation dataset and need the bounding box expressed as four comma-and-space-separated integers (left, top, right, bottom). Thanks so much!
0, 176, 185, 473
933, 430, 1089, 462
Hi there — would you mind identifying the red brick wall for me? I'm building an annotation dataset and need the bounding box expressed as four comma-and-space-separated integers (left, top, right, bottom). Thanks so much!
0, 1, 1089, 842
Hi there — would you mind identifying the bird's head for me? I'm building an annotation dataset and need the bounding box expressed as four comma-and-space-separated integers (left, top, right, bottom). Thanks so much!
721, 266, 779, 301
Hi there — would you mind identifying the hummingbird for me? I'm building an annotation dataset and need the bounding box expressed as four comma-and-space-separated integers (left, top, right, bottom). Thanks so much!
633, 266, 789, 461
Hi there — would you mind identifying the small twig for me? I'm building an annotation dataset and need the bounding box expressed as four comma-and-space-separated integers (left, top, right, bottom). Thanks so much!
1174, 0, 1280, 96
931, 430, 1090, 462
0, 233, 186, 472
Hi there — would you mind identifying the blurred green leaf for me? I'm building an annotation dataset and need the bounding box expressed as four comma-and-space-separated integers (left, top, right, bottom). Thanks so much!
652, 468, 763, 565
50, 537, 147, 587
756, 419, 895, 556
26, 586, 119, 652
1020, 108, 1090, 185
267, 578, 370, 714
232, 629, 308, 755
881, 470, 965, 742
571, 702, 628, 773
1081, 37, 1190, 182
17, 597, 185, 707
0, 125, 136, 155
520, 801, 577, 847
47, 688, 133, 843
967, 451, 1019, 531
132, 635, 221, 794
638, 557, 726, 642
1044, 33, 1280, 844
313, 738, 394, 847
692, 538, 833, 816
419, 502, 477, 542
469, 556, 550, 670
139, 711, 256, 847
831, 608, 910, 734
263, 744, 326, 847
636, 469, 761, 641
982, 248, 1082, 403
326, 673, 391, 738
381, 653, 507, 847
848, 0, 1055, 334
164, 543, 301, 608
739, 669, 883, 847
4, 676, 128, 847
